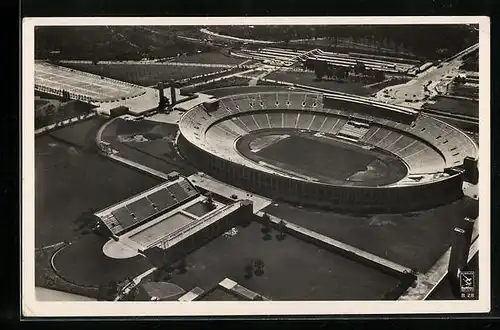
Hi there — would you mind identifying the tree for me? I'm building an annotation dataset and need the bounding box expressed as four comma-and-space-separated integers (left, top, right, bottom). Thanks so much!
177, 258, 187, 274
334, 67, 348, 81
254, 259, 265, 276
313, 60, 328, 80
98, 281, 119, 301
276, 220, 287, 241
244, 263, 254, 279
74, 209, 100, 236
374, 70, 385, 82
260, 214, 272, 234
353, 62, 366, 75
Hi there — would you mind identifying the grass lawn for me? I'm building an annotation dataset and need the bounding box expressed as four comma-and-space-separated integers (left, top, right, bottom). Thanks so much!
62, 63, 225, 86
184, 77, 251, 94
52, 234, 153, 287
175, 52, 246, 65
35, 119, 163, 248
36, 101, 95, 129
202, 85, 302, 98
35, 245, 99, 299
101, 118, 197, 177
262, 197, 478, 273
167, 221, 400, 300
424, 96, 479, 118
265, 71, 371, 96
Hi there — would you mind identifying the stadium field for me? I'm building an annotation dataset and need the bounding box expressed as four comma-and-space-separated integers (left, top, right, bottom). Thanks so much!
240, 132, 407, 186
61, 63, 225, 86
35, 119, 163, 248
263, 196, 479, 273
166, 221, 400, 300
257, 134, 375, 181
174, 52, 246, 65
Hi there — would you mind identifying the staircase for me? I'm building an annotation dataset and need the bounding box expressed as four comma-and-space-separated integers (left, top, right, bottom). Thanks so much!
337, 121, 371, 141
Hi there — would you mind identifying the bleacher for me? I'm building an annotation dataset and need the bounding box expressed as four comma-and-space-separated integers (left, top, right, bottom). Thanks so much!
267, 112, 284, 128
97, 178, 199, 236
297, 113, 315, 129
254, 113, 270, 129
337, 121, 371, 141
179, 91, 478, 186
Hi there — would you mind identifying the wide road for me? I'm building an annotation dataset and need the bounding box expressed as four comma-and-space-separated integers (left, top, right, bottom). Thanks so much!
373, 43, 479, 109
200, 28, 277, 45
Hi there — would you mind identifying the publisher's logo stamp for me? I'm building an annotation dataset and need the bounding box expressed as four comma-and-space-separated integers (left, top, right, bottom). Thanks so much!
459, 271, 475, 299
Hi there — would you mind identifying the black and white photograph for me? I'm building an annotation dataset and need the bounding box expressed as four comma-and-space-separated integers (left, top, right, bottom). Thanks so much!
21, 17, 490, 316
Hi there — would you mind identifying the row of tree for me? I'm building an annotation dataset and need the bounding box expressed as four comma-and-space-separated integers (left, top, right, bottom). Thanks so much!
37, 26, 214, 62
304, 59, 385, 83
212, 25, 478, 60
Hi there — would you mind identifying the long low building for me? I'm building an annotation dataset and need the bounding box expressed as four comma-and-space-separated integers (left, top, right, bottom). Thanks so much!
96, 173, 254, 261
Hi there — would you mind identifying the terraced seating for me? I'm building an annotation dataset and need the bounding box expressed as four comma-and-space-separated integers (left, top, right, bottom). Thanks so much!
205, 125, 238, 153
283, 112, 299, 128
403, 147, 446, 174
385, 135, 415, 154
374, 130, 402, 150
219, 99, 239, 115
231, 96, 253, 113
254, 113, 270, 129
337, 121, 371, 140
309, 114, 327, 131
268, 112, 284, 129
220, 120, 249, 136
239, 114, 260, 131
363, 127, 392, 145
229, 117, 253, 133
180, 92, 477, 185
323, 117, 348, 135
296, 113, 315, 129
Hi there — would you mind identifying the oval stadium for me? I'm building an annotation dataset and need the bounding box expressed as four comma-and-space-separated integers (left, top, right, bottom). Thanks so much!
177, 89, 478, 212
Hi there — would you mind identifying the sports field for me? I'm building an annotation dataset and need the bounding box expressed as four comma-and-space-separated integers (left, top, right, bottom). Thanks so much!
262, 196, 479, 273
166, 221, 400, 300
62, 63, 225, 86
242, 132, 406, 186
175, 52, 246, 65
265, 71, 371, 96
258, 134, 375, 181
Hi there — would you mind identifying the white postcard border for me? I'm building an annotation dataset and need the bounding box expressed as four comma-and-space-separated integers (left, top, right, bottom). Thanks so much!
22, 16, 491, 317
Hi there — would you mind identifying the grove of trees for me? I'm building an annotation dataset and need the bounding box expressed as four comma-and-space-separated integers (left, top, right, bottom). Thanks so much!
211, 25, 478, 60
304, 59, 385, 84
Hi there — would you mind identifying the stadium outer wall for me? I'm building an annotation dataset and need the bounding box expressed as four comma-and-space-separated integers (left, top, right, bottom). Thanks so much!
177, 134, 464, 213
